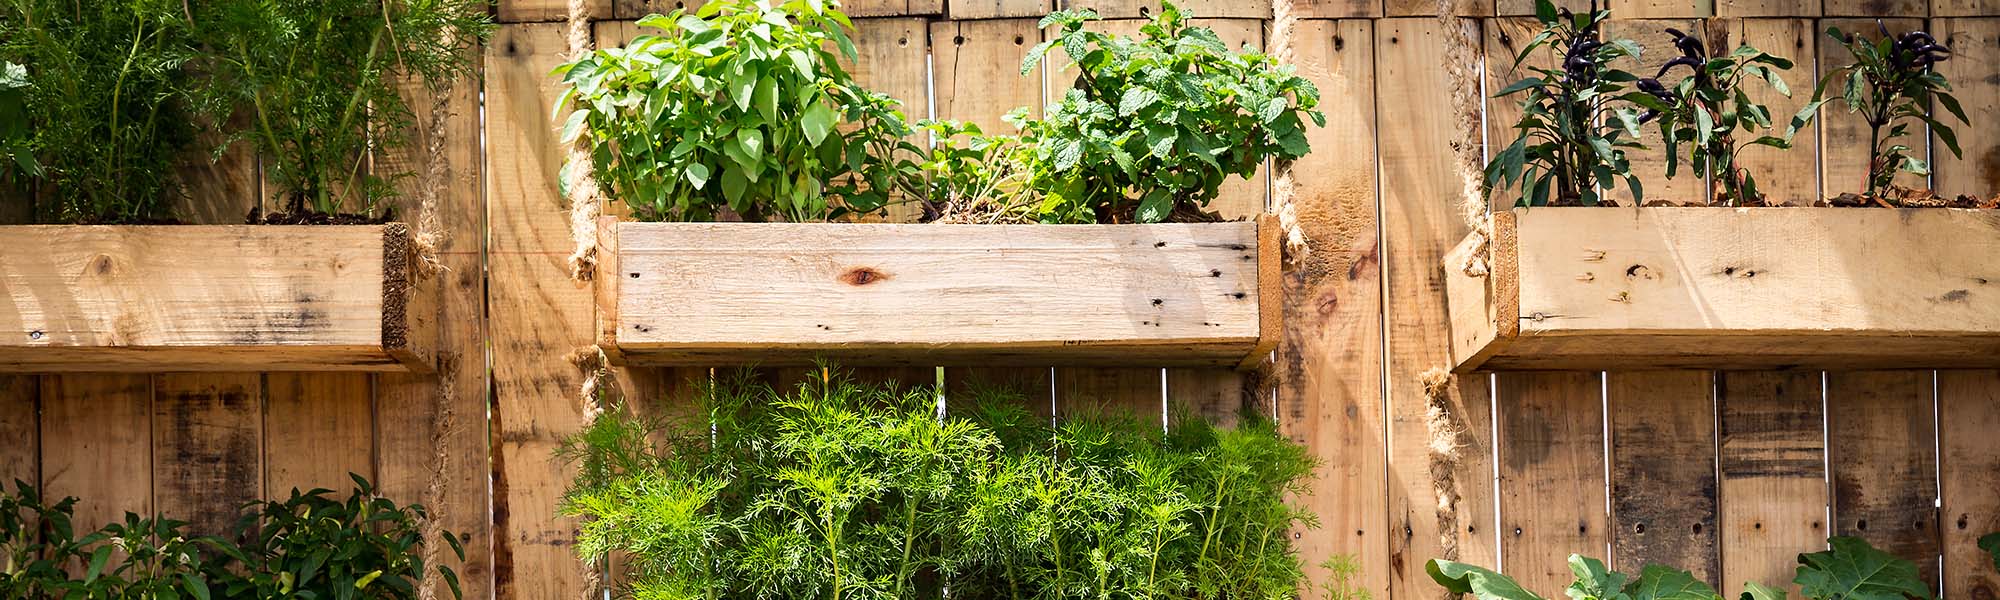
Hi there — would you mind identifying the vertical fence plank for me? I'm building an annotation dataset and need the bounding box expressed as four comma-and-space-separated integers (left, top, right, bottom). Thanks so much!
1611, 0, 1714, 20
486, 22, 598, 600
40, 375, 151, 531
1378, 17, 1501, 600
1055, 368, 1163, 424
0, 377, 35, 487
1930, 18, 1998, 198
1607, 371, 1719, 584
1497, 371, 1608, 594
265, 373, 374, 495
1939, 370, 2000, 600
1058, 0, 1274, 19
152, 374, 262, 538
1826, 370, 1942, 592
1721, 0, 1821, 17
1932, 0, 2000, 17
1718, 371, 1829, 597
1719, 18, 1822, 206
847, 17, 932, 223
501, 0, 612, 23
931, 18, 1045, 136
1822, 0, 1925, 17
1817, 18, 1927, 195
1485, 16, 1546, 210
1275, 18, 1389, 598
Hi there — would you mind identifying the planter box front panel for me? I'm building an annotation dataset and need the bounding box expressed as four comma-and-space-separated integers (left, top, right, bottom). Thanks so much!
605, 219, 1278, 367
1448, 207, 2000, 370
0, 224, 429, 372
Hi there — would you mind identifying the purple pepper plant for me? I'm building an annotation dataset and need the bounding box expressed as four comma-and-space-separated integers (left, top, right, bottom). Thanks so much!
1813, 21, 1966, 200
1486, 0, 1651, 206
1630, 28, 1807, 206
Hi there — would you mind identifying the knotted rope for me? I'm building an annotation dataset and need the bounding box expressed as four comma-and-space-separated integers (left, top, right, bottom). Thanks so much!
410, 24, 463, 600
1438, 1, 1493, 278
563, 0, 603, 283
1420, 367, 1469, 594
1268, 0, 1308, 266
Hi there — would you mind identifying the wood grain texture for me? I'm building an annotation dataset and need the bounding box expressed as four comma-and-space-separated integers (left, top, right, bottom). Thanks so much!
1938, 370, 2000, 600
1056, 0, 1273, 18
501, 0, 612, 23
1822, 0, 1925, 16
1294, 0, 1385, 18
1377, 17, 1501, 599
1497, 371, 1609, 594
1607, 371, 1719, 585
1450, 207, 2000, 371
1719, 18, 1821, 205
39, 374, 151, 532
0, 224, 428, 372
930, 19, 1044, 136
153, 373, 262, 538
1609, 0, 1713, 18
1054, 367, 1164, 424
607, 221, 1274, 367
1718, 370, 1829, 598
1818, 19, 1925, 188
486, 22, 601, 600
1827, 370, 1942, 591
1274, 18, 1390, 599
264, 373, 373, 495
1933, 0, 2000, 17
948, 0, 1050, 18
614, 0, 701, 19
1930, 19, 1999, 195
0, 376, 33, 486
1720, 0, 1820, 16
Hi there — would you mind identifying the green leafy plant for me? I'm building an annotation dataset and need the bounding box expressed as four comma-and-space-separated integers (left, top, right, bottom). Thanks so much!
1486, 0, 1650, 207
912, 119, 1039, 224
558, 366, 1320, 599
215, 475, 464, 599
0, 61, 33, 180
1635, 29, 1809, 206
0, 0, 202, 223
555, 0, 920, 223
0, 481, 90, 597
1015, 1, 1322, 223
1981, 532, 2000, 572
197, 0, 490, 219
1428, 536, 1937, 600
1813, 21, 1964, 200
0, 481, 228, 600
1794, 537, 1932, 600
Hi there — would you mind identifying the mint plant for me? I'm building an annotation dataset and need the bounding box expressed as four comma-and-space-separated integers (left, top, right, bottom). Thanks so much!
555, 0, 920, 223
1813, 21, 1965, 200
559, 366, 1320, 599
1486, 0, 1649, 207
197, 0, 490, 219
1015, 1, 1322, 223
1634, 29, 1808, 206
0, 0, 203, 223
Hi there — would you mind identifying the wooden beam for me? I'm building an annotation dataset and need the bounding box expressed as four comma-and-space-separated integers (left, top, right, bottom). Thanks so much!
0, 224, 431, 373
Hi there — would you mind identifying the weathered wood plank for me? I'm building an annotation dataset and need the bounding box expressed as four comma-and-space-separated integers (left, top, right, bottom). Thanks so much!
1607, 371, 1719, 585
930, 18, 1044, 136
1497, 371, 1610, 594
1827, 370, 1943, 592
0, 224, 429, 372
1378, 17, 1500, 599
265, 373, 373, 495
486, 22, 600, 600
0, 376, 33, 486
1930, 18, 1998, 195
1718, 18, 1821, 205
1057, 0, 1273, 19
846, 17, 932, 223
1449, 207, 2000, 371
1718, 370, 1828, 597
1054, 367, 1164, 424
39, 374, 151, 531
152, 373, 262, 538
1273, 18, 1390, 598
501, 0, 612, 23
1609, 0, 1713, 19
948, 0, 1050, 18
606, 220, 1278, 367
1939, 370, 2000, 600
1720, 0, 1819, 17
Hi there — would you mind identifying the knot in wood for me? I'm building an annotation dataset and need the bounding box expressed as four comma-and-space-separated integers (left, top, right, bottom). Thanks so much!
840, 267, 889, 286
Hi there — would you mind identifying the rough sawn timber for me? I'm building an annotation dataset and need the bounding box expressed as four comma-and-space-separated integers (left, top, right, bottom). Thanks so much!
0, 223, 432, 372
1447, 207, 2000, 370
601, 217, 1280, 368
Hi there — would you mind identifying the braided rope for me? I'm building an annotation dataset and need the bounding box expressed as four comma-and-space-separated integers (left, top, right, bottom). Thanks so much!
1437, 2, 1493, 278
1420, 367, 1468, 600
1268, 0, 1308, 265
563, 0, 601, 283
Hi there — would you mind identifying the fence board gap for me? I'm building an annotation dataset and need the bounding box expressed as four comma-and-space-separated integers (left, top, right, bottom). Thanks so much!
1607, 371, 1720, 585
1826, 370, 1943, 592
1496, 371, 1609, 594
1718, 370, 1830, 598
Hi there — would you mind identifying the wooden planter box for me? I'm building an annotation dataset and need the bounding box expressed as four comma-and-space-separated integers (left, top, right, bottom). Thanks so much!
595, 216, 1279, 369
1445, 207, 2000, 371
0, 224, 432, 373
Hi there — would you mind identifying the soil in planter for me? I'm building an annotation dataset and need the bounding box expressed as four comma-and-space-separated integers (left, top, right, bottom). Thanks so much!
246, 203, 395, 225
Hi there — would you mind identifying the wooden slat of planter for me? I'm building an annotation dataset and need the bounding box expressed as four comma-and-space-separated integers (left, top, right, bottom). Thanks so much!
0, 224, 429, 372
605, 219, 1279, 368
1448, 207, 2000, 371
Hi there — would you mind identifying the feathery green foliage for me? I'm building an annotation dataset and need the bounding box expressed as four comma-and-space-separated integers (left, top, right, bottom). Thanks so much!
558, 366, 1320, 599
0, 0, 202, 223
197, 0, 491, 218
1015, 1, 1322, 223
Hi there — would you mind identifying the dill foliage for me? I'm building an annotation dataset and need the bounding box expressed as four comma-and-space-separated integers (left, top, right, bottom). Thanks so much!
558, 368, 1322, 600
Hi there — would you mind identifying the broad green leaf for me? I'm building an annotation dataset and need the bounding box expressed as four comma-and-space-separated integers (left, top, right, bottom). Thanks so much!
1567, 555, 1629, 600
686, 162, 712, 189
1795, 536, 1933, 600
1624, 565, 1721, 600
1136, 190, 1173, 223
86, 545, 111, 583
1980, 533, 2000, 572
1740, 582, 1786, 600
753, 77, 779, 123
1119, 87, 1160, 116
801, 101, 836, 146
559, 110, 589, 144
1428, 559, 1547, 600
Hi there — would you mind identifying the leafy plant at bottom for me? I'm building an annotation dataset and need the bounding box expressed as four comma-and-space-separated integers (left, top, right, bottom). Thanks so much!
1486, 0, 1650, 207
1428, 535, 1937, 600
214, 474, 464, 600
0, 0, 201, 223
1635, 28, 1811, 205
195, 0, 490, 218
1981, 532, 2000, 573
1015, 0, 1322, 223
1794, 536, 1932, 600
1812, 21, 1965, 200
554, 0, 920, 223
0, 481, 227, 600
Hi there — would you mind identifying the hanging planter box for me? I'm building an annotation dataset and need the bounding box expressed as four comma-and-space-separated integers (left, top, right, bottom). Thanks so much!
595, 216, 1280, 369
0, 224, 433, 373
1445, 207, 2000, 371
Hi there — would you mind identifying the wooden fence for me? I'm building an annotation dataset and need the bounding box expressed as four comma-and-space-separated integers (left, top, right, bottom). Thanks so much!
4, 0, 1997, 599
